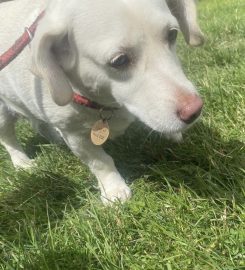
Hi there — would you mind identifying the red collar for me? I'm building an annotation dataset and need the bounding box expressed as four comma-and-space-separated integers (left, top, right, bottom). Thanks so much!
72, 93, 117, 111
0, 11, 115, 111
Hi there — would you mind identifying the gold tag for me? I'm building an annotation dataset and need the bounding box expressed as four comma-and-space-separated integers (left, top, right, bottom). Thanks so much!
91, 120, 110, 146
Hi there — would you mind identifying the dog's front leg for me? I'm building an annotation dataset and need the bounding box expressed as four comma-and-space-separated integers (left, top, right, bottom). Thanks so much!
61, 131, 132, 204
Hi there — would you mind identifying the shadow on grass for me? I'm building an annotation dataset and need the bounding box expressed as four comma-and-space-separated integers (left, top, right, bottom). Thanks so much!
17, 119, 244, 204
25, 134, 50, 159
0, 171, 82, 241
22, 249, 101, 270
106, 121, 244, 202
1, 120, 243, 241
0, 165, 96, 267
0, 120, 243, 267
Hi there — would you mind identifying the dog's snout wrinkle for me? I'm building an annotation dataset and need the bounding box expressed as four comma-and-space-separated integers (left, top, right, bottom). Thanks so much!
177, 94, 203, 124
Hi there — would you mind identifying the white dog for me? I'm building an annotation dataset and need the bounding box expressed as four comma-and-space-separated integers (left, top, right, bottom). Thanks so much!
0, 0, 204, 204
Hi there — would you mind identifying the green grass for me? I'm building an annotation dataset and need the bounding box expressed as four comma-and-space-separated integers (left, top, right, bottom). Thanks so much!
0, 0, 244, 269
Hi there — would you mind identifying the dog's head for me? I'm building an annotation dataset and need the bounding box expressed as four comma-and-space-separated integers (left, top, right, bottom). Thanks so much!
32, 0, 204, 135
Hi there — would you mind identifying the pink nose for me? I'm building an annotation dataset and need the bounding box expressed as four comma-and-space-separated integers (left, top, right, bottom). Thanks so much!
177, 95, 203, 124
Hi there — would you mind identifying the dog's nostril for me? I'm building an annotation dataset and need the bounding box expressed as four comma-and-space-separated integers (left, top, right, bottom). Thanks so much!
180, 109, 202, 124
178, 96, 203, 124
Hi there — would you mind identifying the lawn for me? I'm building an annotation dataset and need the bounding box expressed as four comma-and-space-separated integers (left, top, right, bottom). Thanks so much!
0, 0, 244, 269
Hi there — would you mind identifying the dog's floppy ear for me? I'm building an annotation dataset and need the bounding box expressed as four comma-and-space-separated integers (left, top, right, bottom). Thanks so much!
31, 11, 74, 106
166, 0, 205, 46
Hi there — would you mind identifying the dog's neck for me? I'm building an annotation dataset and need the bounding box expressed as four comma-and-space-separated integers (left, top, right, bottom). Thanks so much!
66, 68, 120, 110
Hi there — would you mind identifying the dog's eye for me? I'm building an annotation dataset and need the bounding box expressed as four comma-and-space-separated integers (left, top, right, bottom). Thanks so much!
167, 28, 178, 45
110, 54, 130, 68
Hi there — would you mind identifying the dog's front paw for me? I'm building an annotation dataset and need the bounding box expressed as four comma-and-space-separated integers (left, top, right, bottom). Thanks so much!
12, 155, 36, 170
100, 179, 132, 205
